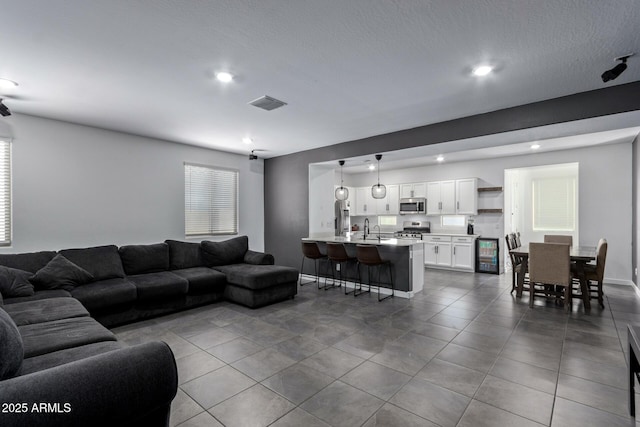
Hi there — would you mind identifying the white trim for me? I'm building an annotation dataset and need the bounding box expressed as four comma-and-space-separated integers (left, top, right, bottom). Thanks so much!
604, 277, 636, 286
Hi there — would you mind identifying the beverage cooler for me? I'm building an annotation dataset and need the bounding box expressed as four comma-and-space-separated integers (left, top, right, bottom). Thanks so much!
476, 238, 499, 274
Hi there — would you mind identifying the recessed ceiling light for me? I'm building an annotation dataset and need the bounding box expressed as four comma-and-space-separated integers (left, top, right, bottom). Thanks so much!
242, 137, 253, 144
215, 72, 234, 83
472, 65, 493, 77
436, 155, 445, 162
368, 164, 375, 171
0, 78, 18, 89
531, 144, 541, 150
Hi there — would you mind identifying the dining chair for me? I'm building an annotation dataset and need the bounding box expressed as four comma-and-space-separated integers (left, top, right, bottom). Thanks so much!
544, 235, 573, 246
528, 242, 572, 311
355, 244, 394, 301
514, 232, 522, 247
506, 234, 527, 294
583, 238, 608, 308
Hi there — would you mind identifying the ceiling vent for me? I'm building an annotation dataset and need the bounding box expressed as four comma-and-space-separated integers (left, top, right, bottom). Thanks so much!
249, 95, 287, 111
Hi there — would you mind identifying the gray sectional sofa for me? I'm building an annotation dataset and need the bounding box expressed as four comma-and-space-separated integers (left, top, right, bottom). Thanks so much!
0, 236, 298, 426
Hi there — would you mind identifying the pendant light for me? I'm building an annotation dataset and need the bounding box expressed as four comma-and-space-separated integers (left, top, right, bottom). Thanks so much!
335, 160, 349, 200
371, 154, 386, 199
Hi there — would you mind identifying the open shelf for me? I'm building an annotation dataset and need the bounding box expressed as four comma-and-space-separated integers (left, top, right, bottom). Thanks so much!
477, 208, 503, 214
478, 187, 503, 192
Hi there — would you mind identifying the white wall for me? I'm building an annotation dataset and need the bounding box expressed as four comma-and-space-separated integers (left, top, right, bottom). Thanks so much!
345, 142, 632, 283
0, 114, 265, 253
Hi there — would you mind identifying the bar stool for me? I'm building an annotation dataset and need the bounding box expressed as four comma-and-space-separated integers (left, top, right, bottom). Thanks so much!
355, 244, 394, 301
326, 242, 356, 293
300, 241, 327, 289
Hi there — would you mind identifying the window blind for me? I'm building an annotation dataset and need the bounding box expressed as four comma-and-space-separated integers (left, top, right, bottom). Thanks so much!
0, 140, 10, 246
532, 176, 575, 231
185, 163, 238, 236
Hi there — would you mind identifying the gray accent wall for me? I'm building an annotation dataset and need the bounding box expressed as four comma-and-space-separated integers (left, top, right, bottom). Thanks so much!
634, 133, 640, 287
265, 81, 640, 271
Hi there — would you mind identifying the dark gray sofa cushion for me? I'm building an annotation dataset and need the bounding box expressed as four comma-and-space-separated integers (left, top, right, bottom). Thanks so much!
244, 250, 275, 265
60, 245, 125, 281
0, 251, 57, 273
119, 243, 170, 275
201, 236, 248, 267
0, 266, 34, 297
3, 297, 89, 326
19, 341, 125, 376
166, 239, 204, 269
0, 308, 23, 380
3, 289, 71, 305
70, 278, 137, 311
19, 316, 116, 358
128, 272, 189, 301
29, 254, 95, 291
214, 264, 299, 290
171, 267, 227, 294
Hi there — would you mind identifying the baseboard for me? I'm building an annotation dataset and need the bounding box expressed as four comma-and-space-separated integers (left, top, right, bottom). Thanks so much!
298, 274, 418, 299
604, 278, 635, 286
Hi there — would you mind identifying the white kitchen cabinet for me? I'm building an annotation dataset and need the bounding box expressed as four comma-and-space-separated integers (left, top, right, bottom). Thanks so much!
455, 178, 477, 215
424, 235, 452, 267
451, 236, 475, 270
426, 180, 456, 215
355, 187, 376, 216
376, 185, 399, 215
400, 182, 426, 199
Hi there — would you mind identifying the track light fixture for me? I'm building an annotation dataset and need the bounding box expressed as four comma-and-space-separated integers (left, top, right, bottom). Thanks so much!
601, 53, 634, 83
0, 99, 10, 117
249, 150, 258, 160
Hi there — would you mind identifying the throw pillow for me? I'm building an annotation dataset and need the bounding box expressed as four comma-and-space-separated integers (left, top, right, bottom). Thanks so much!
0, 266, 35, 298
29, 254, 95, 291
201, 236, 248, 266
0, 308, 23, 380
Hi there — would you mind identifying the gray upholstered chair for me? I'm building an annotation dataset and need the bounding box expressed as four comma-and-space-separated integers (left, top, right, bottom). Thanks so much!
300, 241, 327, 289
528, 242, 572, 311
544, 235, 573, 246
355, 244, 394, 301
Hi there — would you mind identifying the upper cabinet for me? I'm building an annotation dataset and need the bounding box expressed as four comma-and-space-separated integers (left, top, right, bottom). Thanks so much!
375, 184, 399, 215
354, 187, 375, 216
426, 178, 477, 215
400, 182, 426, 199
455, 178, 478, 215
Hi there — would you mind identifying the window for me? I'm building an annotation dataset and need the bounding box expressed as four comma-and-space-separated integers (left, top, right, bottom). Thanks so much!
532, 176, 576, 231
441, 215, 466, 227
0, 140, 9, 246
184, 163, 238, 236
378, 216, 397, 227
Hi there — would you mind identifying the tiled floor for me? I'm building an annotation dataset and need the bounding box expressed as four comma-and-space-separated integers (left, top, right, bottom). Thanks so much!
112, 270, 640, 426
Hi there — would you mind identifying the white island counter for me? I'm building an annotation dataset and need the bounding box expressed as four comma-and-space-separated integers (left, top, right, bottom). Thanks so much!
302, 235, 424, 297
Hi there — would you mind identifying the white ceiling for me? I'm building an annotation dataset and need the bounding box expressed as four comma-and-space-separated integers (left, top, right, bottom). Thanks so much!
0, 0, 639, 158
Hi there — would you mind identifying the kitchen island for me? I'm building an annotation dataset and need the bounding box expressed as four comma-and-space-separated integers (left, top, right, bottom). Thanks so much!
301, 235, 424, 297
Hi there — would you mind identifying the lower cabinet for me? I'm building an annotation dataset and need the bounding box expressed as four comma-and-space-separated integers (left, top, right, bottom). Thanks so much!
424, 235, 475, 272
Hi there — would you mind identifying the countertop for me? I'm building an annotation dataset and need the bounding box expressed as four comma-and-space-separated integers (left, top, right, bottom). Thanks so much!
303, 235, 423, 247
426, 233, 481, 237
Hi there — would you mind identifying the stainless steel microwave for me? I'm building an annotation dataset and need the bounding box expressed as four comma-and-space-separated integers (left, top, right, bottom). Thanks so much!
399, 198, 426, 215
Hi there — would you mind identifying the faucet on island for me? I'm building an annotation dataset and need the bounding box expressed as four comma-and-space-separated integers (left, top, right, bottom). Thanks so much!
373, 225, 381, 242
363, 218, 369, 240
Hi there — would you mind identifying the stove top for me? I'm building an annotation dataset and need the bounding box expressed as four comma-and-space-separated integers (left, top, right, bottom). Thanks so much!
394, 220, 430, 239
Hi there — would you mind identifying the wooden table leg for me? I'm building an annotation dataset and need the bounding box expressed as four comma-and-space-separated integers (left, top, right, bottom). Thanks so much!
575, 261, 591, 310
517, 257, 527, 298
630, 332, 638, 417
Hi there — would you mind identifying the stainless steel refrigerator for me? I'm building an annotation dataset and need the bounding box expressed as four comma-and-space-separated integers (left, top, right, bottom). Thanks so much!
334, 200, 350, 236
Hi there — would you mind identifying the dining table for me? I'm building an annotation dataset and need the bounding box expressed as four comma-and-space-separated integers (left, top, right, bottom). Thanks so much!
509, 244, 596, 309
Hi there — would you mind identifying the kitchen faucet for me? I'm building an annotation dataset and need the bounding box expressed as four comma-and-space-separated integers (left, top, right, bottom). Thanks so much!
373, 225, 381, 242
363, 218, 369, 240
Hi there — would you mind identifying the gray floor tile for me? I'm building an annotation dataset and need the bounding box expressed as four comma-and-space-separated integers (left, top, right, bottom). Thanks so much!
231, 347, 297, 382
463, 320, 515, 340
475, 375, 554, 425
389, 377, 470, 427
362, 403, 438, 427
271, 335, 327, 361
559, 354, 627, 390
269, 407, 330, 427
411, 322, 461, 341
562, 340, 627, 368
564, 329, 624, 352
181, 365, 255, 409
333, 331, 389, 359
489, 356, 558, 394
551, 396, 632, 427
186, 327, 240, 349
458, 399, 546, 427
416, 358, 486, 397
176, 411, 223, 427
261, 364, 334, 404
170, 389, 204, 427
370, 332, 447, 375
299, 347, 365, 378
301, 381, 384, 427
206, 336, 264, 363
176, 350, 226, 385
451, 330, 508, 355
500, 341, 561, 371
556, 373, 628, 417
428, 313, 472, 330
341, 361, 412, 400
209, 384, 296, 427
436, 343, 498, 373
